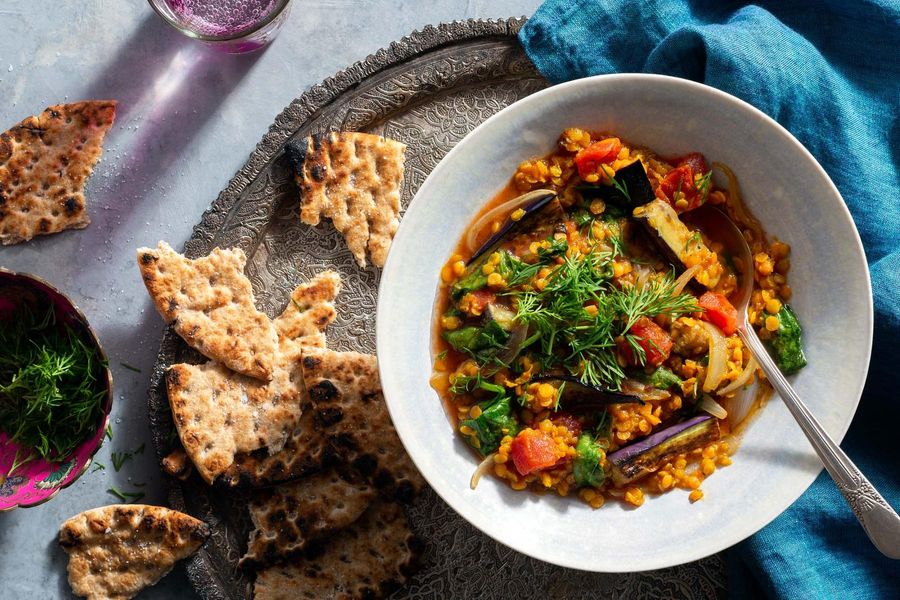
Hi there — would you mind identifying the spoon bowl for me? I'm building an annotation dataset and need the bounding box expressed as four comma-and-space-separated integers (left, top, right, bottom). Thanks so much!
683, 205, 754, 314
689, 205, 900, 559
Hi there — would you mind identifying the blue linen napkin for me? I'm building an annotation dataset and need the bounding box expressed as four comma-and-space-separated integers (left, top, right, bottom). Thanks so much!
519, 2, 900, 597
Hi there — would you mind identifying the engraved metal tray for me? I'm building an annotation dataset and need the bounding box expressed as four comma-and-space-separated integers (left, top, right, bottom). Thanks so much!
147, 18, 726, 600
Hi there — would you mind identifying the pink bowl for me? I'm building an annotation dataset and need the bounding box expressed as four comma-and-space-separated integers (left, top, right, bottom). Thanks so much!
0, 269, 113, 511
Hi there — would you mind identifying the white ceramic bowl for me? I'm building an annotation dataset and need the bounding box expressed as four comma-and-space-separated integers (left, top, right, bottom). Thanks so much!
377, 74, 872, 572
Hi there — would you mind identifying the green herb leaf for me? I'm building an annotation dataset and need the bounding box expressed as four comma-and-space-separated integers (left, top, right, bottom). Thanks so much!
107, 486, 145, 503
696, 170, 713, 203
612, 272, 700, 333
0, 304, 106, 464
110, 444, 145, 472
119, 362, 142, 373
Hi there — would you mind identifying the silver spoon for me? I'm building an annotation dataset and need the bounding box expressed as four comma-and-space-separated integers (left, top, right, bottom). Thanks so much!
693, 206, 900, 559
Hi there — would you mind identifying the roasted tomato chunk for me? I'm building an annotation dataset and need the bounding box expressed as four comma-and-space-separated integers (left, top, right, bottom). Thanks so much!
655, 153, 711, 213
675, 152, 709, 177
698, 291, 738, 335
510, 428, 560, 476
574, 137, 622, 179
617, 316, 673, 367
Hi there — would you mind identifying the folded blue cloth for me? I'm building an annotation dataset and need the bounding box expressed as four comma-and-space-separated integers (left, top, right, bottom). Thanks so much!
520, 2, 900, 597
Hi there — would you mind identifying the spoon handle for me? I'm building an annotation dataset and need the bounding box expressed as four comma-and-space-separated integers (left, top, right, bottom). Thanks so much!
739, 327, 900, 559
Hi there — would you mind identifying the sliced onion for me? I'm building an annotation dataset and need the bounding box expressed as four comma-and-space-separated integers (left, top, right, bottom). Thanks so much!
723, 378, 760, 430
633, 264, 653, 289
673, 265, 701, 294
719, 356, 759, 396
621, 378, 671, 401
465, 189, 554, 252
697, 320, 728, 392
470, 453, 497, 490
712, 162, 765, 244
698, 394, 727, 420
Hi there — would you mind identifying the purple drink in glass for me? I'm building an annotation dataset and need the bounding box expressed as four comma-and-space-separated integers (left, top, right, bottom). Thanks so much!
148, 0, 292, 53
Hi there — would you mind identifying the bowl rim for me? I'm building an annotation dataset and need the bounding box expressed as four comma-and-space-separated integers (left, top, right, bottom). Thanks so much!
0, 268, 114, 512
377, 72, 873, 571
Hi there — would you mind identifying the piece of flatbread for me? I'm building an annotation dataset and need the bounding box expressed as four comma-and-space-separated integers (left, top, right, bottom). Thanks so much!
165, 272, 341, 484
161, 447, 192, 481
272, 270, 341, 347
254, 502, 421, 600
58, 504, 209, 600
240, 469, 376, 570
138, 241, 278, 380
0, 101, 116, 245
166, 271, 340, 483
166, 338, 304, 485
220, 349, 425, 502
285, 132, 406, 268
220, 399, 323, 488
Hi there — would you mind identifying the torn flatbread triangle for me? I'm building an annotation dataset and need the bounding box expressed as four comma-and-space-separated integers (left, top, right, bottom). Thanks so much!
0, 100, 116, 245
285, 131, 406, 269
58, 504, 209, 600
165, 271, 340, 484
219, 348, 425, 501
137, 241, 279, 381
253, 501, 421, 600
240, 469, 376, 570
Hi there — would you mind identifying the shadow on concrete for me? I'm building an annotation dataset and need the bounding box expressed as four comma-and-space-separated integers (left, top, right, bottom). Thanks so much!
79, 12, 267, 231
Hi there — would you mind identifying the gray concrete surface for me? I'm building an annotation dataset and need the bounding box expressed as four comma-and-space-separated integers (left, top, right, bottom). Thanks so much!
0, 2, 540, 597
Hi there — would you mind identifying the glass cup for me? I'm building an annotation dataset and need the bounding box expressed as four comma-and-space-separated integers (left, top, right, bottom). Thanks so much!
148, 0, 292, 53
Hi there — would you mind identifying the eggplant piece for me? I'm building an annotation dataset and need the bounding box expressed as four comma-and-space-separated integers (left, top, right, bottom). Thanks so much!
632, 199, 722, 288
483, 303, 526, 367
531, 375, 642, 409
578, 160, 655, 207
607, 415, 720, 485
467, 190, 557, 265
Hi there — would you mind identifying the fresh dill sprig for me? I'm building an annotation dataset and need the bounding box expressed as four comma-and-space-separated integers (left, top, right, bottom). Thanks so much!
608, 234, 625, 259
513, 250, 622, 386
609, 174, 631, 203
110, 443, 145, 472
509, 255, 698, 390
105, 424, 113, 441
0, 304, 107, 472
684, 230, 703, 252
624, 333, 648, 366
696, 170, 713, 202
91, 461, 106, 473
119, 362, 142, 373
612, 273, 700, 333
107, 486, 145, 503
496, 240, 567, 288
5, 448, 37, 479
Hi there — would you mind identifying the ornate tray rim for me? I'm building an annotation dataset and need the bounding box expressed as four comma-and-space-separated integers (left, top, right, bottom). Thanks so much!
150, 17, 529, 600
